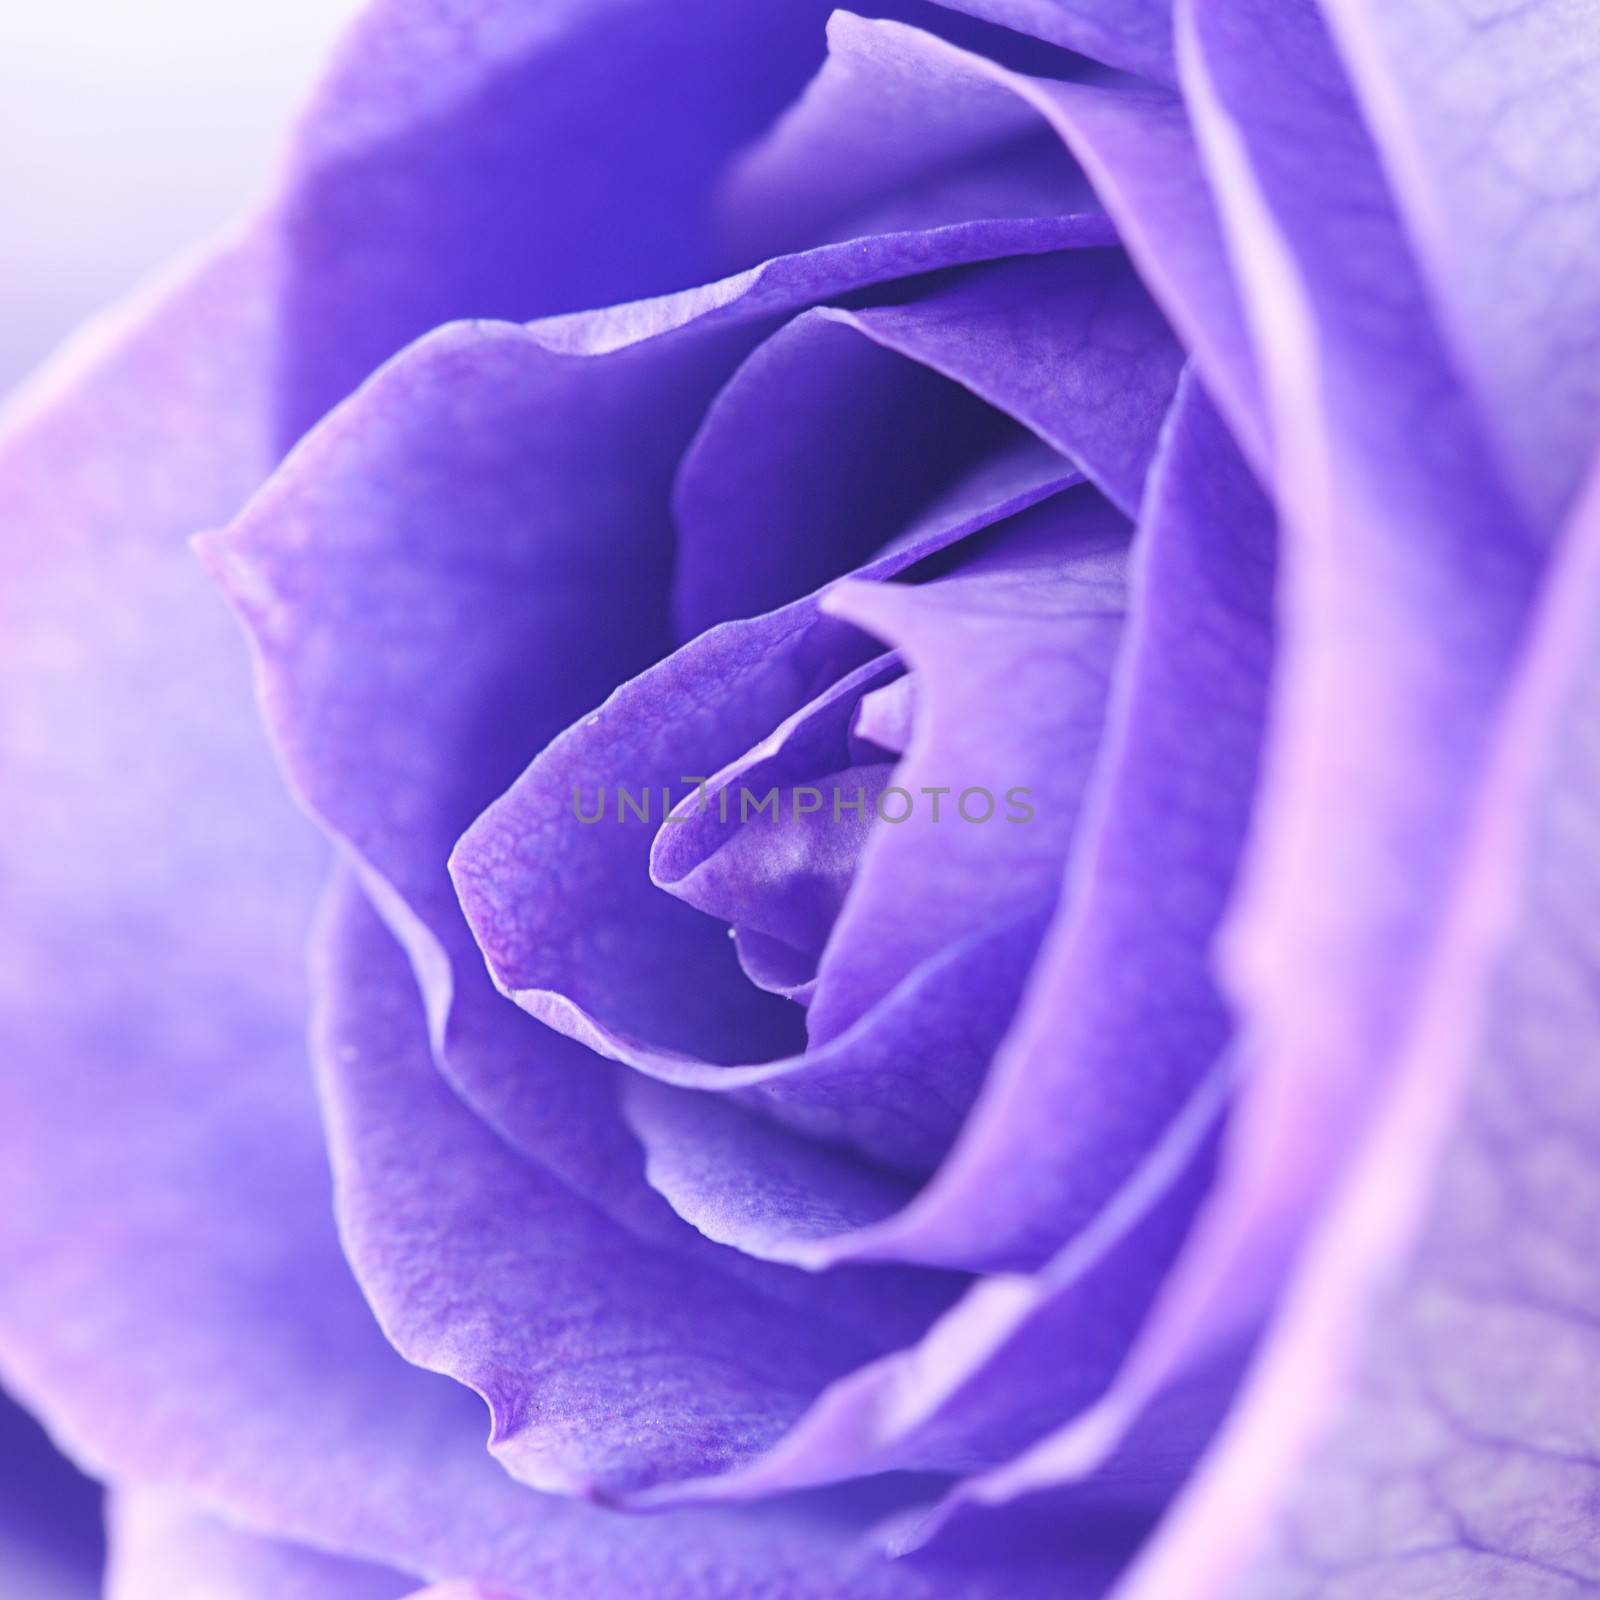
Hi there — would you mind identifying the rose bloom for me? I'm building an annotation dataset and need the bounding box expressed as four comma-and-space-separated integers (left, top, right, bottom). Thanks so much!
3, 1, 1598, 1597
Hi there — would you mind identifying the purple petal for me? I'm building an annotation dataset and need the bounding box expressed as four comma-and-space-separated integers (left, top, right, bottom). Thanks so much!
1221, 479, 1600, 1595
809, 490, 1127, 1042
274, 0, 853, 436
624, 370, 1269, 1505
314, 872, 953, 1497
629, 1061, 1224, 1506
1318, 0, 1600, 531
1061, 449, 1600, 1600
797, 19, 1268, 472
208, 221, 1110, 1220
671, 304, 1045, 639
929, 0, 1175, 84
845, 370, 1272, 1271
650, 658, 902, 978
0, 235, 982, 1600
833, 252, 1184, 519
720, 10, 1099, 260
913, 0, 1557, 1555
107, 1494, 412, 1600
451, 431, 1065, 1080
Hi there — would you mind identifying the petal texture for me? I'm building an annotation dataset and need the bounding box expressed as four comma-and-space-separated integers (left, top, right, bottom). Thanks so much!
1318, 0, 1600, 531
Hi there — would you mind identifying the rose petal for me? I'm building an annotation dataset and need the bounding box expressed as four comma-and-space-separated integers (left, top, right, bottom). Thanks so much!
671, 305, 1037, 638
452, 429, 1067, 1086
313, 873, 953, 1498
842, 369, 1271, 1271
274, 0, 856, 436
617, 373, 1269, 1501
613, 374, 1263, 1287
1069, 420, 1600, 1600
0, 229, 981, 1600
1222, 485, 1600, 1596
106, 1493, 413, 1600
829, 252, 1184, 519
208, 219, 1109, 1225
929, 0, 1175, 84
626, 1059, 1224, 1505
721, 10, 1098, 260
795, 19, 1268, 472
650, 658, 902, 978
810, 491, 1127, 1040
906, 0, 1553, 1548
1317, 0, 1600, 531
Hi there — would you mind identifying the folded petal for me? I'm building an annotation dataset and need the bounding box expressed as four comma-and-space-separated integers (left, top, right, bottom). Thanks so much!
930, 0, 1175, 84
0, 222, 971, 1600
450, 423, 1066, 1086
314, 872, 953, 1497
630, 1061, 1224, 1506
1090, 424, 1600, 1600
810, 491, 1127, 1041
274, 0, 857, 436
670, 302, 1039, 638
911, 0, 1558, 1552
832, 369, 1273, 1271
720, 9, 1100, 260
799, 19, 1267, 472
209, 220, 1108, 1222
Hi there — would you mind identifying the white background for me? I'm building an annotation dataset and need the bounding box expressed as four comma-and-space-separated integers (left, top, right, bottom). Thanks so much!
0, 0, 368, 396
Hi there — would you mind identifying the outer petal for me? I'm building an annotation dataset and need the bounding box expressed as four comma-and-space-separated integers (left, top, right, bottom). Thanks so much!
313, 869, 1169, 1598
720, 10, 1099, 261
1317, 0, 1600, 531
0, 223, 980, 1600
312, 872, 950, 1498
106, 1494, 413, 1600
1106, 422, 1600, 1600
626, 1060, 1225, 1506
909, 0, 1554, 1551
272, 0, 854, 436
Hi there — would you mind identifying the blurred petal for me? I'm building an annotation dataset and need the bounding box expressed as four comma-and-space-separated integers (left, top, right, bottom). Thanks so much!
1318, 0, 1600, 531
0, 1387, 101, 1600
0, 215, 966, 1600
1102, 426, 1600, 1600
107, 1494, 412, 1600
911, 0, 1554, 1547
